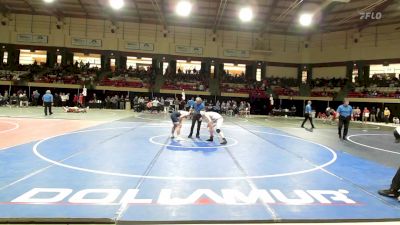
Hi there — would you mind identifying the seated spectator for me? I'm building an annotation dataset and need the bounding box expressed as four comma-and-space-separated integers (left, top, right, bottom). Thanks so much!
19, 93, 29, 107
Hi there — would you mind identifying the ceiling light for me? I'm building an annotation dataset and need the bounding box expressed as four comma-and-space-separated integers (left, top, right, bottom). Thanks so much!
43, 0, 54, 3
109, 0, 124, 10
239, 7, 253, 22
299, 13, 313, 27
176, 1, 192, 17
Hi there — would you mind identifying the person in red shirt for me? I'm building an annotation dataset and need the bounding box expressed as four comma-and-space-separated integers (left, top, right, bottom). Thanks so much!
73, 94, 78, 106
362, 107, 370, 124
78, 93, 84, 107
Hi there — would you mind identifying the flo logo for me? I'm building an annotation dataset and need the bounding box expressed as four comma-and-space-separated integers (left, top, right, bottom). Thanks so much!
360, 12, 383, 20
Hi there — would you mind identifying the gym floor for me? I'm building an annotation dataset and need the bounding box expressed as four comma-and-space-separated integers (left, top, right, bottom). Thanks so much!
0, 107, 399, 224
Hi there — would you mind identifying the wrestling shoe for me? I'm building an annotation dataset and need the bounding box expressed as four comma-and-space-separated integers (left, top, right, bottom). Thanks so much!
378, 189, 400, 198
206, 137, 214, 142
170, 135, 175, 139
220, 138, 227, 145
188, 134, 192, 138
196, 134, 200, 138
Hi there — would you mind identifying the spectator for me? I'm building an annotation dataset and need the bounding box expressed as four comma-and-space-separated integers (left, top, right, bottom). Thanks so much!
32, 90, 40, 106
362, 107, 370, 124
370, 107, 377, 122
353, 106, 361, 121
19, 92, 29, 107
384, 107, 391, 124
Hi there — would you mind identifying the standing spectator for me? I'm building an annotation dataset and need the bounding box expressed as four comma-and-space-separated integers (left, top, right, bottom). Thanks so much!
151, 98, 160, 113
362, 107, 370, 124
32, 90, 40, 106
65, 93, 70, 106
61, 93, 67, 106
337, 99, 353, 140
42, 90, 53, 116
384, 107, 391, 124
301, 101, 315, 129
54, 93, 61, 107
370, 107, 377, 122
73, 94, 78, 106
188, 97, 205, 138
174, 97, 180, 111
353, 107, 361, 121
119, 95, 125, 110
78, 93, 84, 107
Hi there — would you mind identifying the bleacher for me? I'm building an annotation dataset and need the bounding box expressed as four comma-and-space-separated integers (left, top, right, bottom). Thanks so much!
348, 87, 400, 98
0, 70, 30, 81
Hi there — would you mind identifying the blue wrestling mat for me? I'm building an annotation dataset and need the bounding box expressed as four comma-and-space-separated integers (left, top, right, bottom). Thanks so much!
1, 118, 400, 223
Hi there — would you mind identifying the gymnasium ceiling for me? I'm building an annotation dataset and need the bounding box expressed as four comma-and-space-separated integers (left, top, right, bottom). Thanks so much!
1, 0, 400, 35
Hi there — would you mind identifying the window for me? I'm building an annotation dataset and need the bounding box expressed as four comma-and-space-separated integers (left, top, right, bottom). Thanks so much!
352, 68, 358, 83
223, 63, 246, 76
73, 53, 101, 68
210, 65, 215, 79
162, 62, 169, 75
256, 68, 262, 81
2, 52, 7, 64
127, 57, 152, 70
19, 49, 47, 65
176, 60, 201, 74
110, 58, 116, 71
370, 64, 400, 78
56, 55, 62, 64
301, 70, 308, 83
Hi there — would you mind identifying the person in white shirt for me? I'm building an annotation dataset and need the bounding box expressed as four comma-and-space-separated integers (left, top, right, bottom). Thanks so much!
152, 98, 160, 112
200, 111, 227, 145
61, 93, 67, 106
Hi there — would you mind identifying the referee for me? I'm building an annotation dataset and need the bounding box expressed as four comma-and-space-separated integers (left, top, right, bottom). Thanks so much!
42, 90, 54, 116
337, 99, 352, 140
188, 97, 204, 138
301, 100, 315, 129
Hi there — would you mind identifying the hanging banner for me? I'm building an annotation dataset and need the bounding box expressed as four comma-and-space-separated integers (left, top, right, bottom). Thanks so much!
71, 38, 102, 47
86, 39, 102, 47
223, 49, 250, 58
17, 34, 48, 44
125, 42, 154, 51
175, 45, 203, 55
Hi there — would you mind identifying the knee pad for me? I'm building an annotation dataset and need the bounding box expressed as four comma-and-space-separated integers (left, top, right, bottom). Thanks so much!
216, 129, 221, 133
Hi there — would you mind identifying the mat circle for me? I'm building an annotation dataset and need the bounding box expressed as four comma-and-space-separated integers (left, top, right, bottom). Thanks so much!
33, 127, 337, 180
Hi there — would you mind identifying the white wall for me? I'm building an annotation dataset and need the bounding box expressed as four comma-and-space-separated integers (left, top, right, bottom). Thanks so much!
301, 25, 400, 63
266, 66, 297, 78
313, 66, 347, 78
0, 13, 400, 69
0, 14, 303, 63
